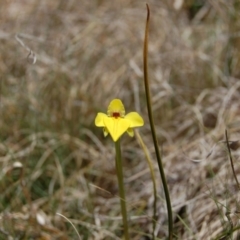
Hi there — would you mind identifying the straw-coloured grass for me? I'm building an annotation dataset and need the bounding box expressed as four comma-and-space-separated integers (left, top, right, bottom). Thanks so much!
1, 0, 240, 239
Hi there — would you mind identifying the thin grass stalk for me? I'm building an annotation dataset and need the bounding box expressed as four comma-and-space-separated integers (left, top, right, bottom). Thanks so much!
225, 129, 240, 190
136, 131, 157, 239
213, 224, 240, 240
143, 4, 173, 240
115, 139, 130, 240
56, 213, 82, 240
225, 129, 239, 237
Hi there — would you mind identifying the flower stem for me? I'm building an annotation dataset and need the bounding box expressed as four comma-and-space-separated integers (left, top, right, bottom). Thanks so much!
143, 4, 173, 240
136, 131, 157, 239
115, 139, 130, 240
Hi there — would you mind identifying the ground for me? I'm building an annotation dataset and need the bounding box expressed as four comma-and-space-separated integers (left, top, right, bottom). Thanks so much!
1, 0, 240, 239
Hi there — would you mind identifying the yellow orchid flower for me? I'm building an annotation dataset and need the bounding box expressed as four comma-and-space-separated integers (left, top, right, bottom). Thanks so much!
95, 99, 144, 142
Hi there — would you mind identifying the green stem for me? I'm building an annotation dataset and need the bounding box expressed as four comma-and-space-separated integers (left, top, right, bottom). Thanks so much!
143, 4, 173, 240
115, 139, 130, 240
136, 131, 157, 239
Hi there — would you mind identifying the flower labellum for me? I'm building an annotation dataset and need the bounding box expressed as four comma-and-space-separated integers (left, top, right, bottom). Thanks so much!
95, 99, 144, 142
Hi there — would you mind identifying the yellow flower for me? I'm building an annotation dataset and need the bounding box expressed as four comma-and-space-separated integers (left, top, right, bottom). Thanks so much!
95, 99, 144, 142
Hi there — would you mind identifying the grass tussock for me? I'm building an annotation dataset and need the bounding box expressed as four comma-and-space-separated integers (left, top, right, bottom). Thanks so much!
1, 0, 240, 239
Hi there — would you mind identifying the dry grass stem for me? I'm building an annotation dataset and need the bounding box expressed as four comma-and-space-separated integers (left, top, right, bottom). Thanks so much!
1, 0, 240, 239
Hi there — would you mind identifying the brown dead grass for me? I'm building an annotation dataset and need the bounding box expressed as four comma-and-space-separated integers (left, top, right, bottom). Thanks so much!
1, 0, 240, 239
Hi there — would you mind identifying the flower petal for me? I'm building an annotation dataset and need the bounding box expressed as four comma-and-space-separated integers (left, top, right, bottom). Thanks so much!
127, 128, 134, 137
107, 99, 125, 117
103, 127, 108, 137
104, 117, 130, 142
95, 113, 108, 127
125, 112, 144, 127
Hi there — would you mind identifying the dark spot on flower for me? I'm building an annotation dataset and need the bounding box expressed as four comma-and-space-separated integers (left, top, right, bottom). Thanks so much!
112, 112, 120, 118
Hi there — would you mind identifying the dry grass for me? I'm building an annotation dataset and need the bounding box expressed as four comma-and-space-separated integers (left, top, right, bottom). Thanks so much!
1, 0, 240, 239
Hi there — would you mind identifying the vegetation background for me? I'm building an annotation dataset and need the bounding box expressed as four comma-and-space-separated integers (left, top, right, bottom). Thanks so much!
1, 0, 240, 239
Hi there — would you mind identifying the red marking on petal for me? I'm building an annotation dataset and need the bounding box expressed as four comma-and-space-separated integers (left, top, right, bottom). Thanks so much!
112, 112, 120, 118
